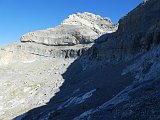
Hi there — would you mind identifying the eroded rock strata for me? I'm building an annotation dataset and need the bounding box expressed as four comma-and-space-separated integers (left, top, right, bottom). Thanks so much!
0, 13, 117, 119
0, 0, 160, 120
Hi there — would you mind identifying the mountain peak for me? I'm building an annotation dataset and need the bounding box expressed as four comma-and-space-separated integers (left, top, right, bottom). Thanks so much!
61, 12, 114, 33
20, 12, 118, 46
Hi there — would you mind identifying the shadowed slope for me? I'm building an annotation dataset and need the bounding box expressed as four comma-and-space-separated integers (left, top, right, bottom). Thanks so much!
15, 0, 160, 119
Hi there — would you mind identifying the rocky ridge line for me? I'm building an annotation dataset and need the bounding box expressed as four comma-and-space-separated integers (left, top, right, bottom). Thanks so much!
0, 12, 117, 65
20, 12, 118, 46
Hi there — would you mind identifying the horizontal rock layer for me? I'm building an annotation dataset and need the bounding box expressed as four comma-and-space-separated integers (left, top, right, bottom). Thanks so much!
0, 12, 117, 65
0, 42, 92, 65
20, 12, 118, 46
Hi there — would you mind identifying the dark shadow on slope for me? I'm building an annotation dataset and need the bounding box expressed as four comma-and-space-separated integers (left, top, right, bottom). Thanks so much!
14, 34, 135, 120
14, 0, 160, 119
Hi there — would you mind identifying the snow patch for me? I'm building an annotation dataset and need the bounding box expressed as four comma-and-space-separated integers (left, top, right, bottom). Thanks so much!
58, 89, 96, 110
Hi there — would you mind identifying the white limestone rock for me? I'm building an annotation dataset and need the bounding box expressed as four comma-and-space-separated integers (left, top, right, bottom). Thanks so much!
21, 12, 117, 46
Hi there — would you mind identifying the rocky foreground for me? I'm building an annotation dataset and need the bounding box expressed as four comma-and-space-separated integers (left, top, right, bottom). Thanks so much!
0, 0, 160, 120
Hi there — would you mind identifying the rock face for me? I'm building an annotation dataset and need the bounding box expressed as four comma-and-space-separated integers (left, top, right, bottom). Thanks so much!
61, 12, 117, 34
21, 12, 118, 46
88, 0, 160, 61
0, 42, 91, 65
0, 14, 117, 65
0, 12, 117, 65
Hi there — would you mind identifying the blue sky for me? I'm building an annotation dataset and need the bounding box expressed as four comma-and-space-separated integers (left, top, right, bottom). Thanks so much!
0, 0, 143, 46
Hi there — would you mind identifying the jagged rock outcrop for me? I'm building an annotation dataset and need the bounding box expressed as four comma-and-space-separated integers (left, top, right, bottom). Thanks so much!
88, 0, 160, 61
61, 12, 117, 34
20, 12, 117, 46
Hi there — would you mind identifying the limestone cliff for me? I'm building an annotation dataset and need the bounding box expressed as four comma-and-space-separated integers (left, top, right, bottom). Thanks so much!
87, 0, 160, 61
20, 12, 117, 46
0, 12, 117, 65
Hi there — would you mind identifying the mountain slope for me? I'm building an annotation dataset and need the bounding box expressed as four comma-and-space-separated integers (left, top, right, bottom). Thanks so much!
14, 0, 160, 120
0, 13, 117, 120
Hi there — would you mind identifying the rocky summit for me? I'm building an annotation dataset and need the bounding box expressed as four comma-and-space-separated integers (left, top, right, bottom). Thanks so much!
0, 0, 160, 120
21, 12, 117, 46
